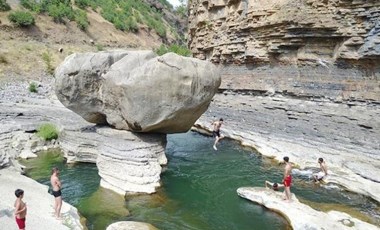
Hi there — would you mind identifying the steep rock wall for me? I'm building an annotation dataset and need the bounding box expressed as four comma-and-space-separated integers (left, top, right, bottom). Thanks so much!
188, 0, 380, 101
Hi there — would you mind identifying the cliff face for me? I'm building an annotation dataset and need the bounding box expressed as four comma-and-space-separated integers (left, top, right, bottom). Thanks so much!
188, 0, 380, 101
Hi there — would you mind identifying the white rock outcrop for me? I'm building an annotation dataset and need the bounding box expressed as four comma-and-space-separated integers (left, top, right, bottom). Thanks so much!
0, 168, 82, 230
55, 50, 221, 133
106, 221, 158, 230
0, 85, 167, 195
237, 187, 379, 230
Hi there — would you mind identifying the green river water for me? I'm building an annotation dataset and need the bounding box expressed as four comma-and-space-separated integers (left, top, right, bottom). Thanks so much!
21, 132, 380, 230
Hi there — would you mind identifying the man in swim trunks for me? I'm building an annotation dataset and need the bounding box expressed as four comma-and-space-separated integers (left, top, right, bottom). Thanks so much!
313, 157, 328, 182
50, 167, 62, 219
211, 118, 224, 150
14, 189, 27, 230
265, 180, 284, 191
283, 156, 292, 201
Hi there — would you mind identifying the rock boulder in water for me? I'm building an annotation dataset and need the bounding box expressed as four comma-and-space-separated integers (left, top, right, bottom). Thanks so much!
106, 221, 158, 230
55, 51, 221, 133
237, 187, 379, 230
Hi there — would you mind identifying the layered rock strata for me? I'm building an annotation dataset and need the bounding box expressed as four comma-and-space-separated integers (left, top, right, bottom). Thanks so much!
194, 93, 380, 203
237, 187, 379, 230
189, 0, 380, 208
55, 50, 221, 133
0, 80, 167, 195
188, 0, 380, 101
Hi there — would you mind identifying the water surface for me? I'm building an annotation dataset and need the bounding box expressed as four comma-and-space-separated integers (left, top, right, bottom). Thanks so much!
21, 132, 380, 229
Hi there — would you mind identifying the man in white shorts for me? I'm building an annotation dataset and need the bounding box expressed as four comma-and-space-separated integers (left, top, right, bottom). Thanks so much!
313, 158, 328, 182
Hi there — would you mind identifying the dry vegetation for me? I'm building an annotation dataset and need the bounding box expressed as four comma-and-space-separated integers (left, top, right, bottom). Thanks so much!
0, 0, 187, 83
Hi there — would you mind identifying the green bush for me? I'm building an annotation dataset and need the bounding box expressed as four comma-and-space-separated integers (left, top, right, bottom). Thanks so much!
114, 17, 127, 31
96, 44, 104, 51
42, 51, 54, 75
155, 44, 191, 57
37, 123, 59, 141
47, 3, 69, 23
8, 11, 35, 27
75, 0, 90, 9
74, 9, 89, 30
125, 17, 138, 32
20, 0, 41, 12
28, 82, 38, 93
0, 0, 11, 11
0, 54, 8, 64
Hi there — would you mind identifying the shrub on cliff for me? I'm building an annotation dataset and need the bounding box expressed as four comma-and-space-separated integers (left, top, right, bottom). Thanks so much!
0, 0, 11, 11
155, 44, 191, 57
37, 123, 59, 141
74, 9, 89, 31
28, 82, 38, 93
8, 11, 35, 27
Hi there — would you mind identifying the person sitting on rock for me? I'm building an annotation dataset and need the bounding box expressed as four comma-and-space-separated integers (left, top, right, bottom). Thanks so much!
313, 157, 328, 182
265, 180, 284, 191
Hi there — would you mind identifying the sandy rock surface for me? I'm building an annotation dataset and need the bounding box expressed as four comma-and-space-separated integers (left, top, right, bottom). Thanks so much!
0, 168, 82, 230
237, 187, 379, 230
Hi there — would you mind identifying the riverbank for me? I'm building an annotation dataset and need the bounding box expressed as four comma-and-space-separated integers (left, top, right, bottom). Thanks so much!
193, 92, 380, 203
1, 78, 379, 229
0, 168, 83, 230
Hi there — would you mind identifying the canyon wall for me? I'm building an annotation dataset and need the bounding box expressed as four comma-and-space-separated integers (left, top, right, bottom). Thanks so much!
188, 0, 380, 101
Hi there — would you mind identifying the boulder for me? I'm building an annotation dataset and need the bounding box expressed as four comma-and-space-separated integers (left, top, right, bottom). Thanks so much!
55, 51, 221, 133
237, 187, 379, 230
106, 221, 158, 230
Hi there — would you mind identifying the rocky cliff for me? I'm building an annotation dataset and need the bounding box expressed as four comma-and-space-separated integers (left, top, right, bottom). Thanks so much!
188, 0, 380, 101
188, 0, 380, 206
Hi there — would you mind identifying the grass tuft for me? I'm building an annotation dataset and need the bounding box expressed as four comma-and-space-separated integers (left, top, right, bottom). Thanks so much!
37, 123, 59, 141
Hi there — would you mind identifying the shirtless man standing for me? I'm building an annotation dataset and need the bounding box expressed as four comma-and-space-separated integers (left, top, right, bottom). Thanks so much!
50, 167, 62, 219
283, 156, 292, 201
14, 189, 27, 230
313, 157, 328, 182
211, 118, 224, 150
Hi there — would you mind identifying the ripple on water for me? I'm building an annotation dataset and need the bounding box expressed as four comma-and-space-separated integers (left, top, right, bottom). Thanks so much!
20, 132, 379, 229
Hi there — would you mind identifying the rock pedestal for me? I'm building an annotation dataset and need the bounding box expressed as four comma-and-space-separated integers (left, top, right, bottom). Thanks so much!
95, 127, 167, 194
60, 126, 167, 195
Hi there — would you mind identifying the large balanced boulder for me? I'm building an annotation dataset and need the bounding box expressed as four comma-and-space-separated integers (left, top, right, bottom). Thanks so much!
55, 50, 221, 133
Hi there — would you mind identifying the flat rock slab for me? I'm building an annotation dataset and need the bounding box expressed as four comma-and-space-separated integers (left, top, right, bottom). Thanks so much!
237, 187, 379, 230
194, 93, 380, 203
106, 221, 158, 230
0, 168, 82, 230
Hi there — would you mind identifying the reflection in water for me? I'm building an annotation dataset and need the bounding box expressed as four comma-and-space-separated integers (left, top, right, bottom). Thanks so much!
21, 132, 379, 229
